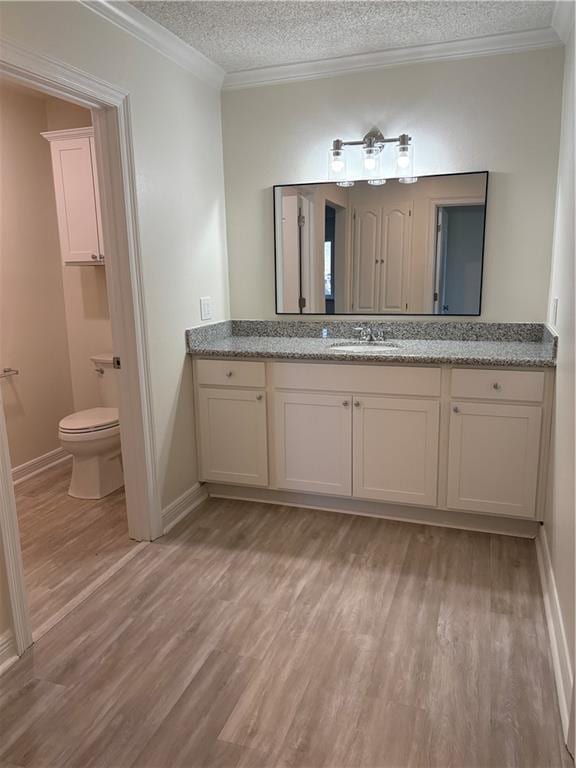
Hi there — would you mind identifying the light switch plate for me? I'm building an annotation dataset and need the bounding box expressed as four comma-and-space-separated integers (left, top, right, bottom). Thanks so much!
200, 296, 212, 321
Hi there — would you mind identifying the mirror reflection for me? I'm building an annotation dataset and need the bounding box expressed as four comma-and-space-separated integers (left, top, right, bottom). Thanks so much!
274, 171, 488, 315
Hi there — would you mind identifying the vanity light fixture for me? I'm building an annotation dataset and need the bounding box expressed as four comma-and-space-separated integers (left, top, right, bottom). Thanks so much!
328, 128, 417, 184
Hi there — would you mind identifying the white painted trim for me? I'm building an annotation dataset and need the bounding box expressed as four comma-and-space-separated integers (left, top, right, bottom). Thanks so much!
552, 1, 576, 45
0, 386, 32, 654
206, 484, 540, 538
41, 126, 94, 142
12, 448, 71, 485
0, 37, 162, 657
0, 630, 18, 676
161, 483, 209, 534
223, 27, 562, 90
536, 527, 574, 740
79, 0, 225, 89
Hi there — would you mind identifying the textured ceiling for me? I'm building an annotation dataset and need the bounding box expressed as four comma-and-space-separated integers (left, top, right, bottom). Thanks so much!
131, 1, 556, 73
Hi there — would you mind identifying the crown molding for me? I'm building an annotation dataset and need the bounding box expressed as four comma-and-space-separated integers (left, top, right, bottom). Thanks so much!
552, 0, 575, 44
80, 1, 225, 89
223, 26, 563, 90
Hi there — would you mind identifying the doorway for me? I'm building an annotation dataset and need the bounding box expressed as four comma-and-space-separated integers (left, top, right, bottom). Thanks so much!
0, 44, 159, 657
433, 204, 485, 315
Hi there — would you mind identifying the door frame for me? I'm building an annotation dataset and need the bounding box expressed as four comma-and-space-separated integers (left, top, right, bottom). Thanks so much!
426, 196, 485, 313
0, 39, 162, 655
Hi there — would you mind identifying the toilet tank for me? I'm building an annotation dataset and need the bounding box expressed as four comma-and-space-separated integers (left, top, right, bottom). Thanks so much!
90, 355, 119, 408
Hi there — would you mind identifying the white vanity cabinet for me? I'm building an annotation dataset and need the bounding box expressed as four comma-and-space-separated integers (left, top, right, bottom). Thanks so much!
353, 396, 440, 506
193, 358, 552, 524
195, 361, 268, 486
446, 369, 545, 518
42, 127, 104, 266
274, 392, 352, 495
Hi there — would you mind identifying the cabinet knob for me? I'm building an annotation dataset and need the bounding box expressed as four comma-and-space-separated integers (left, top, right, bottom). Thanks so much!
91, 253, 98, 260
256, 393, 263, 401
98, 254, 105, 261
354, 401, 361, 408
453, 405, 460, 413
492, 382, 502, 390
342, 400, 349, 407
225, 371, 233, 378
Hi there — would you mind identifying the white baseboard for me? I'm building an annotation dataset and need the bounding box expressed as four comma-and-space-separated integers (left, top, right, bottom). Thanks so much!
206, 484, 540, 538
161, 482, 209, 534
0, 630, 18, 676
12, 447, 71, 485
536, 527, 574, 740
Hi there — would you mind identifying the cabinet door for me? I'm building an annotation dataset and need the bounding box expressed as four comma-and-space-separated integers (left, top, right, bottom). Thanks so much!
353, 396, 439, 506
198, 388, 268, 486
352, 207, 380, 313
274, 392, 352, 495
378, 203, 412, 313
447, 402, 541, 517
49, 137, 103, 264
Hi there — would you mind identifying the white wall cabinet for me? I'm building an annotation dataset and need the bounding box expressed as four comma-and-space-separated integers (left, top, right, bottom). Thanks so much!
353, 396, 439, 506
274, 391, 352, 495
446, 401, 542, 517
197, 387, 268, 486
43, 127, 104, 266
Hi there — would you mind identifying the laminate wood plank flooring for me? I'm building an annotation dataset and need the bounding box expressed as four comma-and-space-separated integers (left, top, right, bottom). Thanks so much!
14, 462, 138, 634
1, 497, 572, 768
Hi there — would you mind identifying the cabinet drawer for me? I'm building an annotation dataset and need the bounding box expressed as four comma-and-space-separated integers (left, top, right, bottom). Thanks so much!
451, 369, 545, 403
196, 359, 266, 388
272, 363, 440, 397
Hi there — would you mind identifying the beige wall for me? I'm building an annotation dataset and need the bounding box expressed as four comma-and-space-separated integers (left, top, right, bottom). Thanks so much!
545, 24, 575, 694
0, 83, 75, 468
222, 48, 563, 320
0, 2, 231, 508
45, 99, 115, 413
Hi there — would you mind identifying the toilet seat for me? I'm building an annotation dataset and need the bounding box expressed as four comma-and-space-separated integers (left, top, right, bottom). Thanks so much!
59, 407, 119, 434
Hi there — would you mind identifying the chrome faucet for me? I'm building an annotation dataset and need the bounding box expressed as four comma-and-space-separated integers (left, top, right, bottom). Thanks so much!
354, 325, 384, 343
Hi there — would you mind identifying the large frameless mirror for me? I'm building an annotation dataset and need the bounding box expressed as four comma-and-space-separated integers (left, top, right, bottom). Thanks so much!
274, 171, 488, 315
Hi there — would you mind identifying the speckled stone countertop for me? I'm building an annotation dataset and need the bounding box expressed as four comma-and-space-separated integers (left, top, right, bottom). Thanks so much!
186, 321, 557, 368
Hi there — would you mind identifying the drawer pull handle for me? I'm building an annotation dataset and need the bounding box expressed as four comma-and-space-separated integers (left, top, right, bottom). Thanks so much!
354, 401, 361, 408
453, 405, 460, 413
342, 400, 349, 407
492, 382, 502, 390
256, 393, 263, 401
225, 371, 233, 378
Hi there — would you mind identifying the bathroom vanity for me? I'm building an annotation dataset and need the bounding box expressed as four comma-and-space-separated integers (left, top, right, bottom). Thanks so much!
187, 321, 556, 536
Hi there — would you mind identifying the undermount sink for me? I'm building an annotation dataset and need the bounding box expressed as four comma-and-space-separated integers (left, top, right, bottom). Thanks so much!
330, 341, 400, 353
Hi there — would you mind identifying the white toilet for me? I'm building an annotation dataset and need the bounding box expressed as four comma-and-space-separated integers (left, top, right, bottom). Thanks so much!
58, 355, 123, 499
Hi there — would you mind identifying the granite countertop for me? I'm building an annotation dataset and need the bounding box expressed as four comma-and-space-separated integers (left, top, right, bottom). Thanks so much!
186, 321, 557, 368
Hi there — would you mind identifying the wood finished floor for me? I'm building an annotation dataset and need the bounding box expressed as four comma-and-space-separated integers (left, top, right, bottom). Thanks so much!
1, 496, 572, 768
15, 462, 138, 634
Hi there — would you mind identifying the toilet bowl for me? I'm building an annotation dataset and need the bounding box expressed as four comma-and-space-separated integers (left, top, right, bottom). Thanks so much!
58, 408, 124, 499
59, 407, 123, 499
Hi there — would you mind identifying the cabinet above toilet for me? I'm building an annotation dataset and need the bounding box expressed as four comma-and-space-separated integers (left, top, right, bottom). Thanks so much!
42, 127, 105, 267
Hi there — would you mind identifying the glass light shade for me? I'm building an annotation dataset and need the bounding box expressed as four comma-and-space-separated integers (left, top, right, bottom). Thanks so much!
396, 141, 417, 184
328, 147, 347, 181
367, 178, 386, 186
336, 180, 355, 187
